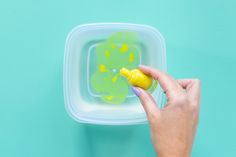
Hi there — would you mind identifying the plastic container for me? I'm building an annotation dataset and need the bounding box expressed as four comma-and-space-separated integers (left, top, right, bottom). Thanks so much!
64, 23, 166, 125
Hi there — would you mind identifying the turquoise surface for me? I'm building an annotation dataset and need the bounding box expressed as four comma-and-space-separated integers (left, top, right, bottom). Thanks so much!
0, 0, 236, 156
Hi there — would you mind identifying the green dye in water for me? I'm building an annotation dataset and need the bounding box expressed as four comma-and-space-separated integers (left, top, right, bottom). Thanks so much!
91, 32, 141, 104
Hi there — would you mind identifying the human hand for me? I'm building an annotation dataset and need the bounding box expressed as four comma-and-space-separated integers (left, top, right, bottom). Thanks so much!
132, 65, 201, 157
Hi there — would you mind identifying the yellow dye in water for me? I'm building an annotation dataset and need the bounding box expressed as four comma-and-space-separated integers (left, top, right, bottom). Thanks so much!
128, 53, 134, 62
112, 75, 118, 83
105, 50, 110, 57
120, 44, 128, 53
99, 64, 106, 72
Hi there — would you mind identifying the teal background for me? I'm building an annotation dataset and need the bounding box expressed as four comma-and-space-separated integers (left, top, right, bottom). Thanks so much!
0, 0, 235, 156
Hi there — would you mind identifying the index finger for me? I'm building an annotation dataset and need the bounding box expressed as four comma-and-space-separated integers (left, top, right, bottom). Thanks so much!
139, 65, 180, 94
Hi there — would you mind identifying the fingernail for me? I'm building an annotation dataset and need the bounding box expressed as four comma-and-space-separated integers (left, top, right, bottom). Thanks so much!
132, 87, 141, 97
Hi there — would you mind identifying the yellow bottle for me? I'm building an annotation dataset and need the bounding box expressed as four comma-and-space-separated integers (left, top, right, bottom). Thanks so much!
120, 68, 153, 90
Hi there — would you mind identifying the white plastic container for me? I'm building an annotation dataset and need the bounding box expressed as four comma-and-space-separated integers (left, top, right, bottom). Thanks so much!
64, 23, 166, 125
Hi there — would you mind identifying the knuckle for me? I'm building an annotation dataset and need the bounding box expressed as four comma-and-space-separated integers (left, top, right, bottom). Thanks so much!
174, 94, 200, 113
174, 93, 189, 105
193, 79, 201, 86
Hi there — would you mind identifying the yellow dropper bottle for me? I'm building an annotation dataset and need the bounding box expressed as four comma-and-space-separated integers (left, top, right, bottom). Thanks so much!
120, 67, 153, 90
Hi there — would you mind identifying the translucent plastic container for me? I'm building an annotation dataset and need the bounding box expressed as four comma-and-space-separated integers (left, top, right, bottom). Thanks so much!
64, 23, 166, 125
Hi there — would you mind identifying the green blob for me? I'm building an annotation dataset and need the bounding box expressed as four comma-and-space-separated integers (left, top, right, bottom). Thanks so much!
90, 32, 141, 104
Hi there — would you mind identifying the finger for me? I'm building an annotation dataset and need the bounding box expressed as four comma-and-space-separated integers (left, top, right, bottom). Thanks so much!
177, 79, 201, 105
189, 79, 201, 105
177, 79, 193, 91
132, 87, 160, 121
139, 65, 180, 96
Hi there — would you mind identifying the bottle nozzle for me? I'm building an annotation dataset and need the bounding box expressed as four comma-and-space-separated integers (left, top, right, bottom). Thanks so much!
120, 67, 154, 90
120, 68, 131, 80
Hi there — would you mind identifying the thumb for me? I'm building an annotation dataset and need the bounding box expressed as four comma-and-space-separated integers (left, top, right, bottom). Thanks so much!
132, 87, 160, 122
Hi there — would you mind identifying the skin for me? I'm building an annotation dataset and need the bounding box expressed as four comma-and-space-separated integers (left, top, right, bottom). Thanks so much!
134, 65, 201, 157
